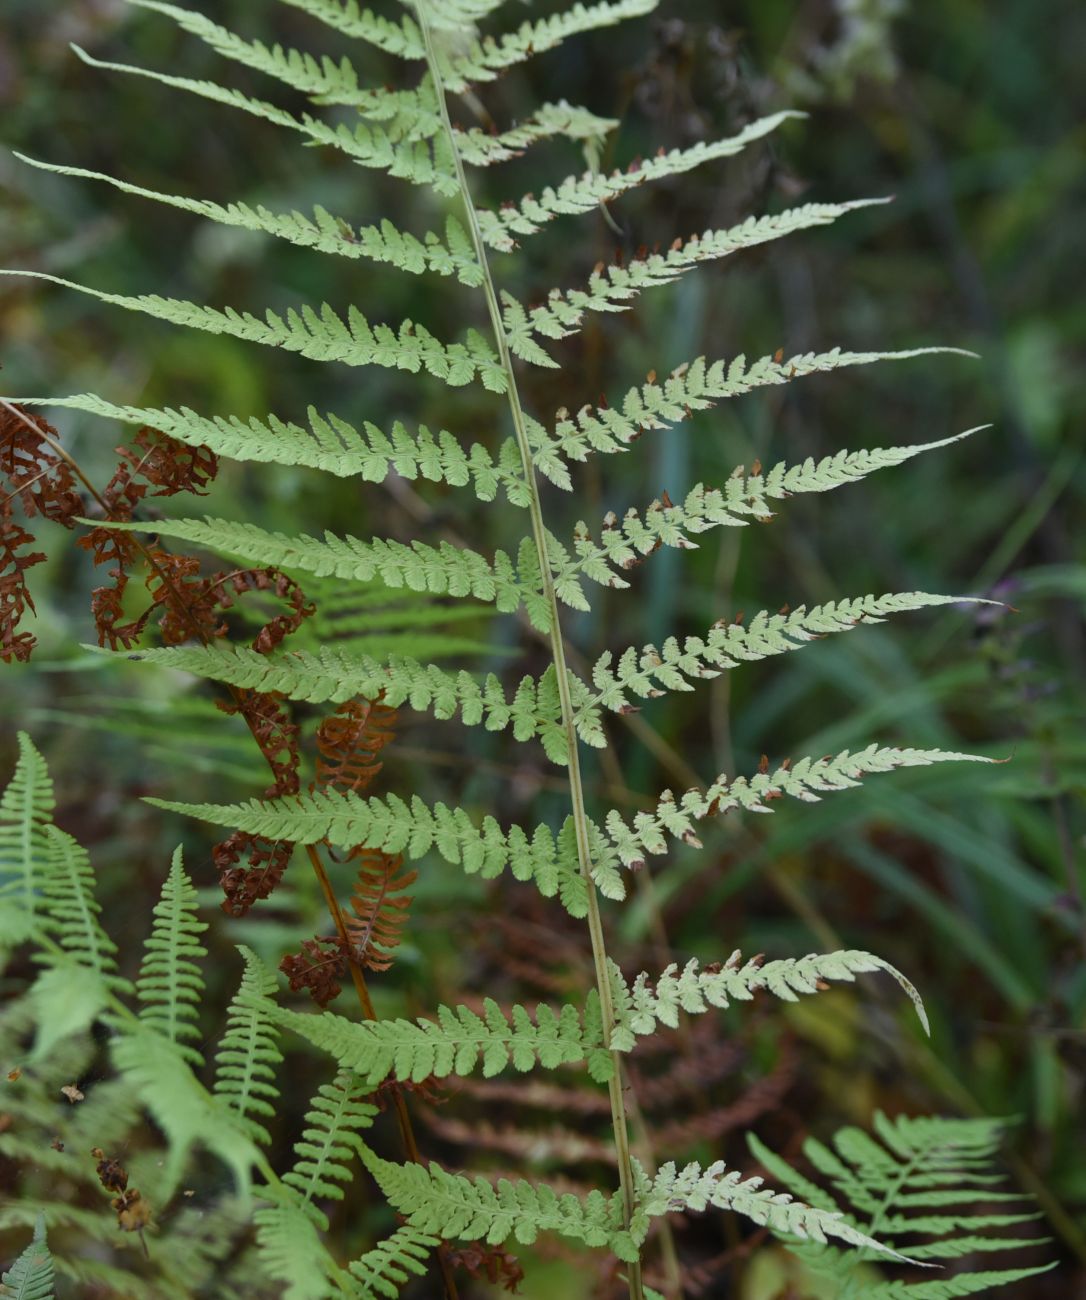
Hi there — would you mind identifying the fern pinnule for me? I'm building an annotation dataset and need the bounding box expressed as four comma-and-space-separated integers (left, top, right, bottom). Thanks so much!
587, 593, 992, 712
280, 1070, 377, 1215
134, 848, 208, 1066
346, 1224, 439, 1298
529, 349, 977, 485
0, 1215, 54, 1300
505, 200, 890, 361
477, 108, 800, 248
12, 154, 483, 284
346, 848, 417, 972
31, 394, 521, 497
213, 946, 284, 1144
0, 732, 55, 947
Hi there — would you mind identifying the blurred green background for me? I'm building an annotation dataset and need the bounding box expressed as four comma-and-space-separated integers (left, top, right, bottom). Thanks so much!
1, 0, 1083, 1295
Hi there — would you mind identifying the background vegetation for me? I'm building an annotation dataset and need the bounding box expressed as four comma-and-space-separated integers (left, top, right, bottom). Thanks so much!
2, 0, 1083, 1295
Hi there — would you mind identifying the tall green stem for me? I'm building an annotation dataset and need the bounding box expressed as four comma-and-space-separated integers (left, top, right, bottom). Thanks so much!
416, 10, 645, 1298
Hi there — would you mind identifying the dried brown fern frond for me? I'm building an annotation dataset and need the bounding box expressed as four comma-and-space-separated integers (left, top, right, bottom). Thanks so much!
1, 402, 83, 661
316, 695, 398, 793
346, 848, 417, 973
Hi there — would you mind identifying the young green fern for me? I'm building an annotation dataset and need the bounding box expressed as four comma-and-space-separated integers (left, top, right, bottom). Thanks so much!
749, 1114, 1056, 1296
4, 0, 1019, 1295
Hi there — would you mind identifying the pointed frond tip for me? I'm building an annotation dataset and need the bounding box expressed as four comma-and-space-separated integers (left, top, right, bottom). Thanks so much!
505, 199, 894, 359
479, 110, 806, 248
0, 269, 505, 391
603, 746, 1001, 872
530, 347, 983, 484
544, 429, 991, 604
585, 592, 1000, 713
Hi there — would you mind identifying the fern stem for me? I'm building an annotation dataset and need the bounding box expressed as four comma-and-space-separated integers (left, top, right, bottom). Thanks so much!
415, 10, 645, 1296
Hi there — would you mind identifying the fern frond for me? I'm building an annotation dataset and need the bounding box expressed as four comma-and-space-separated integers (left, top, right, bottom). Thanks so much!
347, 850, 416, 972
635, 1158, 912, 1260
252, 1190, 341, 1300
96, 514, 544, 624
432, 2, 669, 96
144, 786, 596, 914
604, 746, 996, 869
13, 155, 482, 285
0, 270, 505, 391
69, 45, 464, 194
0, 1215, 55, 1300
506, 201, 886, 360
213, 946, 283, 1144
282, 1071, 377, 1219
586, 593, 987, 713
37, 826, 118, 977
748, 1113, 1054, 1295
478, 111, 799, 249
270, 947, 917, 1090
135, 848, 208, 1066
109, 1021, 265, 1195
0, 732, 55, 947
109, 643, 602, 761
24, 390, 523, 499
347, 1225, 438, 1299
608, 950, 928, 1043
272, 990, 607, 1087
528, 350, 977, 486
124, 0, 371, 104
278, 0, 422, 57
548, 436, 984, 599
360, 1148, 635, 1257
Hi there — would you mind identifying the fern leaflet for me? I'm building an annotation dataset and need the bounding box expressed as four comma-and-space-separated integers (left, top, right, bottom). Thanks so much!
213, 946, 284, 1144
0, 1215, 55, 1300
0, 732, 55, 947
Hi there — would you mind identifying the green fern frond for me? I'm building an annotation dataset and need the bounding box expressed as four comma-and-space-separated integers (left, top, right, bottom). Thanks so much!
505, 200, 887, 360
278, 0, 423, 58
37, 826, 118, 978
360, 1148, 634, 1256
635, 1158, 911, 1260
346, 1225, 438, 1299
271, 990, 608, 1088
27, 390, 523, 499
269, 948, 917, 1090
13, 155, 483, 285
0, 733, 55, 948
549, 442, 984, 600
425, 1, 662, 95
748, 1113, 1055, 1296
0, 270, 505, 390
95, 515, 544, 624
107, 644, 601, 762
69, 45, 465, 194
144, 786, 593, 913
478, 110, 799, 249
603, 746, 996, 869
213, 946, 283, 1145
109, 1021, 265, 1195
135, 848, 208, 1066
253, 1190, 342, 1300
282, 1071, 377, 1218
528, 350, 977, 486
609, 950, 928, 1043
0, 1215, 55, 1300
586, 593, 988, 712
